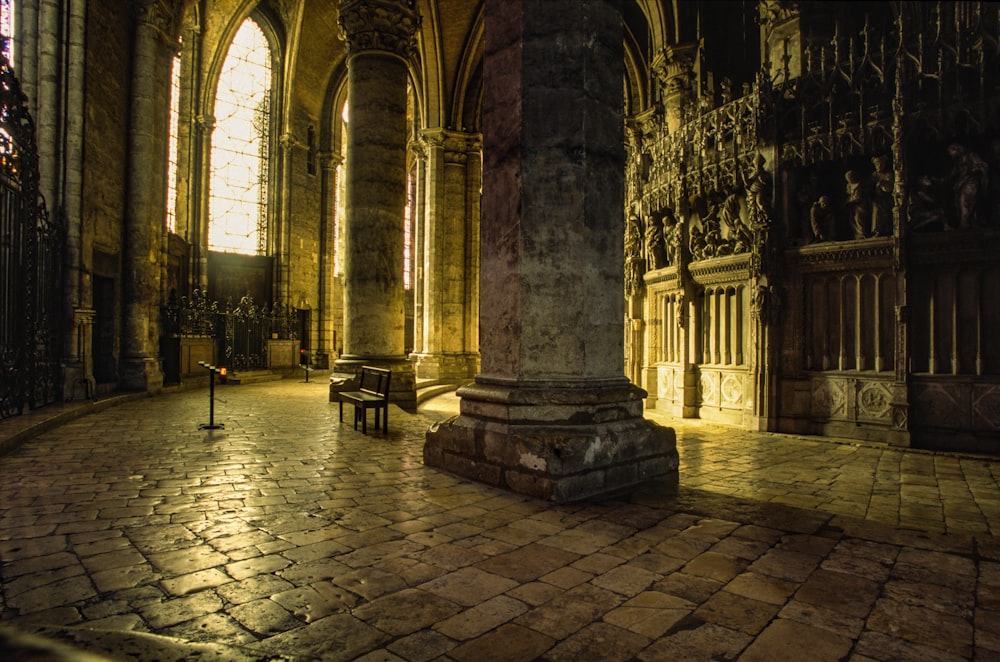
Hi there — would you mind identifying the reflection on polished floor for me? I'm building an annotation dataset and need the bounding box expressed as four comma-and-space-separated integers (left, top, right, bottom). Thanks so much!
0, 377, 998, 660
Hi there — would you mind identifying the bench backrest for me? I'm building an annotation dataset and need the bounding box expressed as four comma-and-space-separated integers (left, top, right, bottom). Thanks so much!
358, 366, 391, 400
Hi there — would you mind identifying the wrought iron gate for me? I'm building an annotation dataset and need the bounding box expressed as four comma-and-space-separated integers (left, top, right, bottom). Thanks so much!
226, 294, 271, 371
163, 291, 297, 375
0, 51, 63, 419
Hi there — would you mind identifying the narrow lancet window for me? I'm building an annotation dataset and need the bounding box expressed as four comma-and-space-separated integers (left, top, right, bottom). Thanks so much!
209, 18, 272, 255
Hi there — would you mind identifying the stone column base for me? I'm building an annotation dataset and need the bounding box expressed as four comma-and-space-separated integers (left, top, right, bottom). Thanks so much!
413, 352, 479, 382
119, 357, 163, 393
423, 379, 679, 502
61, 362, 94, 401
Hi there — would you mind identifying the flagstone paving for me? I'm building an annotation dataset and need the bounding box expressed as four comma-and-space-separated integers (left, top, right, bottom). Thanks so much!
0, 377, 998, 660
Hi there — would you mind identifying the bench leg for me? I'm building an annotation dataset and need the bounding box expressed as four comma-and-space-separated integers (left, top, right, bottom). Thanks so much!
361, 405, 367, 434
339, 400, 343, 423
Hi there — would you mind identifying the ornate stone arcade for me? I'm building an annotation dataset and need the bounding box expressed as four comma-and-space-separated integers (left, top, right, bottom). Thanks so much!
625, 1, 1000, 453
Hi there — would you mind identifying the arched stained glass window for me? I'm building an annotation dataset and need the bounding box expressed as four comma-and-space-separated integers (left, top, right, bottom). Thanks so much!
0, 0, 14, 63
166, 51, 180, 233
209, 18, 271, 255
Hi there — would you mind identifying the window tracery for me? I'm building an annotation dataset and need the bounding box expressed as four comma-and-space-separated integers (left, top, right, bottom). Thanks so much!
208, 17, 272, 255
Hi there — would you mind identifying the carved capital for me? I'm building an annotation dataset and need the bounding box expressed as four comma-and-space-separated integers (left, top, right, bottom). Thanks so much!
279, 133, 298, 152
758, 0, 800, 31
409, 138, 427, 160
420, 129, 481, 165
319, 151, 344, 170
136, 0, 178, 48
651, 44, 697, 96
338, 0, 420, 60
195, 115, 215, 134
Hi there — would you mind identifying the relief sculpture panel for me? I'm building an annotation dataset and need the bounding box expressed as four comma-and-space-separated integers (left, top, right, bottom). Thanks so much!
811, 377, 847, 419
912, 382, 963, 430
973, 385, 1000, 432
857, 380, 892, 422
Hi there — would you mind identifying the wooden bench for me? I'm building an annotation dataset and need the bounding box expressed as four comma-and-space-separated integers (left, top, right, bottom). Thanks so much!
338, 366, 391, 434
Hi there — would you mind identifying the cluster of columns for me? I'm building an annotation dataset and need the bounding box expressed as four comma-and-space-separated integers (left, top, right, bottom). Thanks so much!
410, 128, 481, 383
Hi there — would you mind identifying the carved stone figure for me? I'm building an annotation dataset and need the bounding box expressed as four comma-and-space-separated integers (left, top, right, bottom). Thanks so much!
907, 175, 947, 231
719, 77, 733, 104
661, 208, 682, 265
870, 155, 893, 236
845, 169, 870, 239
624, 212, 643, 295
704, 216, 729, 257
947, 143, 989, 229
693, 195, 729, 259
745, 155, 772, 230
796, 171, 820, 242
809, 194, 834, 242
645, 215, 669, 270
752, 283, 779, 323
719, 192, 751, 252
689, 223, 708, 261
626, 212, 642, 259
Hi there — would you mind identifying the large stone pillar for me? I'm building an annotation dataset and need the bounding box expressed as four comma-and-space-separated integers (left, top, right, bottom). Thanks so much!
332, 0, 419, 411
412, 129, 481, 383
424, 0, 678, 502
121, 0, 172, 392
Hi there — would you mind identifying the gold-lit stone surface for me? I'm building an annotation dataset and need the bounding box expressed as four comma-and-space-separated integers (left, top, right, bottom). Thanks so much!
0, 379, 998, 660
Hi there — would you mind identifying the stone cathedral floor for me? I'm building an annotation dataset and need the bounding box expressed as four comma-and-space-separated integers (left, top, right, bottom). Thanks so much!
1, 379, 999, 660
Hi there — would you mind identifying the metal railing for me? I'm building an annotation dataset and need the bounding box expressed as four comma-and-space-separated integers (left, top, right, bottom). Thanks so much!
162, 291, 297, 373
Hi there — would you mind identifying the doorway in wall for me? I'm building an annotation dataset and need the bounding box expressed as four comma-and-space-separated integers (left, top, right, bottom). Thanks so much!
92, 275, 117, 389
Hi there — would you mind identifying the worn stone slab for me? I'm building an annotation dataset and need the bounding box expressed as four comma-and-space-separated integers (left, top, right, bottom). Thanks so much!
447, 623, 555, 662
228, 598, 302, 637
590, 563, 660, 596
866, 598, 973, 658
418, 566, 517, 606
693, 590, 781, 636
739, 618, 853, 661
474, 543, 580, 583
603, 590, 694, 638
250, 613, 388, 661
545, 622, 649, 661
793, 568, 880, 617
723, 571, 798, 605
514, 583, 622, 640
352, 588, 461, 636
434, 594, 529, 641
270, 582, 358, 623
145, 546, 229, 577
638, 621, 751, 661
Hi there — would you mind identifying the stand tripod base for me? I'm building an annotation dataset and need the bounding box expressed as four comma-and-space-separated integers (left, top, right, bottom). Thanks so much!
199, 423, 225, 430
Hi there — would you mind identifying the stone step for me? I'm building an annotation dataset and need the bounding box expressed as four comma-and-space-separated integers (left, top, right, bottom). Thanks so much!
416, 383, 458, 404
226, 370, 283, 385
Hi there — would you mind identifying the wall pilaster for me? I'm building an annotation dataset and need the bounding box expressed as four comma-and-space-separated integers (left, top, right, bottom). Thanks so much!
316, 151, 343, 366
413, 128, 481, 383
192, 114, 214, 293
